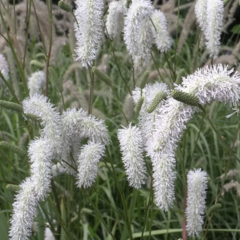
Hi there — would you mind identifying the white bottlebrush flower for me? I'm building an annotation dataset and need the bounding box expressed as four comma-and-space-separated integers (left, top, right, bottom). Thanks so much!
205, 0, 224, 57
123, 0, 154, 69
28, 138, 53, 200
9, 178, 37, 240
150, 10, 172, 52
62, 108, 109, 149
28, 71, 46, 97
118, 124, 147, 189
44, 226, 55, 240
132, 82, 169, 148
176, 64, 240, 107
151, 151, 176, 211
148, 64, 240, 211
106, 0, 127, 39
186, 169, 208, 237
61, 108, 109, 174
0, 53, 9, 85
195, 0, 208, 32
74, 0, 104, 67
22, 94, 62, 157
77, 141, 105, 188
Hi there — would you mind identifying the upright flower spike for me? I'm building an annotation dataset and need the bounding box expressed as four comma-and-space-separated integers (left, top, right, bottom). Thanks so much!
123, 0, 154, 69
186, 169, 208, 237
77, 141, 105, 188
106, 0, 127, 39
0, 53, 9, 85
74, 0, 104, 67
22, 94, 62, 157
28, 71, 46, 96
205, 0, 224, 57
9, 178, 37, 240
118, 124, 147, 189
28, 138, 53, 200
151, 10, 172, 52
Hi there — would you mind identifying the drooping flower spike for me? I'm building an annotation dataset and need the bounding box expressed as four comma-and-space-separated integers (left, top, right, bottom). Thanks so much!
118, 124, 147, 189
0, 53, 9, 85
74, 0, 104, 67
148, 64, 240, 211
106, 0, 127, 39
186, 169, 208, 237
28, 71, 46, 96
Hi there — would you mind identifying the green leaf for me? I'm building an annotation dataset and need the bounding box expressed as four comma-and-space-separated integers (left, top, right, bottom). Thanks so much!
231, 24, 240, 34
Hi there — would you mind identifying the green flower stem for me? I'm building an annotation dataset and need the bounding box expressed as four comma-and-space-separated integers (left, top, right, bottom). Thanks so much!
0, 7, 28, 96
88, 65, 95, 115
106, 147, 133, 240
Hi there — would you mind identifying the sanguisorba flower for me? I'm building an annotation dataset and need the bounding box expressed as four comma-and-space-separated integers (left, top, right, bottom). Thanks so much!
28, 71, 46, 97
74, 0, 104, 67
9, 178, 37, 240
77, 141, 105, 188
123, 0, 154, 69
106, 0, 127, 39
118, 124, 147, 189
195, 0, 208, 32
205, 0, 224, 57
150, 10, 172, 52
186, 169, 208, 237
22, 94, 62, 158
0, 53, 9, 85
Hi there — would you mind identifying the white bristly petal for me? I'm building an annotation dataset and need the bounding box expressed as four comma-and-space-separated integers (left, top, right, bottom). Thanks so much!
77, 141, 105, 188
44, 226, 55, 240
9, 178, 37, 240
74, 0, 104, 67
118, 124, 147, 189
106, 0, 127, 39
186, 169, 208, 237
28, 71, 46, 96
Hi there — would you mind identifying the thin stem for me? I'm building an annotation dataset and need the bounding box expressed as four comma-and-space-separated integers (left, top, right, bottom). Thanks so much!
88, 66, 95, 115
45, 0, 53, 97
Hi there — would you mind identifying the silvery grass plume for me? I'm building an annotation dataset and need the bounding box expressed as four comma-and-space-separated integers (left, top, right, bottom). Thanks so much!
205, 0, 224, 57
0, 53, 9, 85
132, 82, 169, 149
186, 169, 208, 237
74, 0, 104, 67
123, 0, 154, 69
28, 138, 53, 200
59, 108, 109, 175
150, 10, 172, 52
118, 124, 147, 189
106, 0, 127, 39
148, 64, 240, 211
195, 0, 224, 57
9, 178, 37, 240
28, 71, 46, 96
22, 94, 62, 158
77, 141, 105, 188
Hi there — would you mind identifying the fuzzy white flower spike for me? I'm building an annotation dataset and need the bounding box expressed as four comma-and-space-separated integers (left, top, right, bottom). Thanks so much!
106, 0, 127, 39
9, 178, 37, 240
77, 141, 105, 188
118, 124, 147, 189
74, 0, 104, 67
186, 169, 208, 237
0, 53, 9, 85
28, 71, 46, 97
